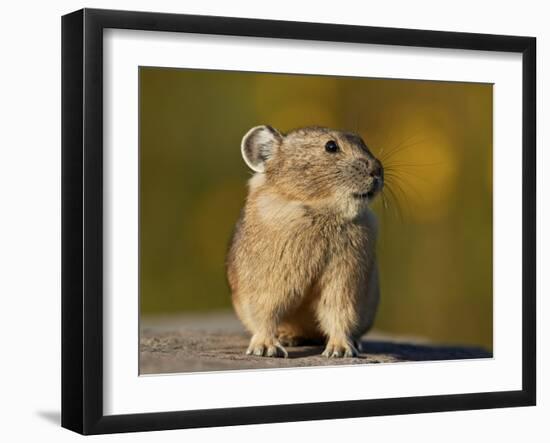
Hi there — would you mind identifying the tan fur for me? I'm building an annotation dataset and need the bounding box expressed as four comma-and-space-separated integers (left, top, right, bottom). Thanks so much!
226, 126, 383, 358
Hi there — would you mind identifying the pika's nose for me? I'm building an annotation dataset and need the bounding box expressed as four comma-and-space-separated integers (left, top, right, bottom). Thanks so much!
370, 160, 383, 178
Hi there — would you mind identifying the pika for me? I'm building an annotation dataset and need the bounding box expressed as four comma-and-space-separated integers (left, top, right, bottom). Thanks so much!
226, 125, 383, 358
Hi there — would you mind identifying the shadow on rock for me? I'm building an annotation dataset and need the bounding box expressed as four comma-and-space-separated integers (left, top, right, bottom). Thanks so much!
359, 340, 492, 361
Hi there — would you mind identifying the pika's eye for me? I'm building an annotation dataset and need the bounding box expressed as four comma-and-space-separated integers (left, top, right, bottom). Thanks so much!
325, 140, 339, 153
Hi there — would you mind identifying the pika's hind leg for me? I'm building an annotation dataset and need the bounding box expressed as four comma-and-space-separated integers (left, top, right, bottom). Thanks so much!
277, 334, 324, 347
277, 302, 325, 347
277, 334, 303, 347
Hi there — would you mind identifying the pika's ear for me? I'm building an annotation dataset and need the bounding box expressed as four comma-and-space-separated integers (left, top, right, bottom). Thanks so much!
241, 125, 282, 173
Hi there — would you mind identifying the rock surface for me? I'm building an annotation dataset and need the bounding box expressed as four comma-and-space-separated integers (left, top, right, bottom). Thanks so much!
140, 311, 491, 374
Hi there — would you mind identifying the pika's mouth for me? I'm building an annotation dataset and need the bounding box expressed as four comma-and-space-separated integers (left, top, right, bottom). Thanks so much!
353, 178, 383, 200
352, 191, 374, 200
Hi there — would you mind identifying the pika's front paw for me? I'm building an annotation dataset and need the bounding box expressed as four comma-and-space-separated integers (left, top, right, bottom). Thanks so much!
322, 340, 358, 358
246, 336, 288, 358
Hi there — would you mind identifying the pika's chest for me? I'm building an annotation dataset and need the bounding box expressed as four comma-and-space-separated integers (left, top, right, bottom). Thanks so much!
315, 218, 371, 257
249, 192, 374, 262
271, 215, 370, 263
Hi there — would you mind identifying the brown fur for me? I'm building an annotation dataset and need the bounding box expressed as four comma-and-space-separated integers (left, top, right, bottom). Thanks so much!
226, 126, 383, 358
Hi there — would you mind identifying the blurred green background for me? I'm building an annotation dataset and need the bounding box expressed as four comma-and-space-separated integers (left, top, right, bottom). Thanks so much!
139, 67, 493, 350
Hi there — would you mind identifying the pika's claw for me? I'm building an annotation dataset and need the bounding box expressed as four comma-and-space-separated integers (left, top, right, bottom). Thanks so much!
246, 337, 288, 358
322, 340, 358, 358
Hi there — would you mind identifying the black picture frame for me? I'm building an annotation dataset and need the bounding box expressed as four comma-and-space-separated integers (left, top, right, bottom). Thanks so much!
61, 8, 536, 435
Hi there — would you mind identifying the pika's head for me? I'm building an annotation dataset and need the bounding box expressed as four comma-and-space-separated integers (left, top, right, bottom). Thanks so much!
241, 125, 384, 211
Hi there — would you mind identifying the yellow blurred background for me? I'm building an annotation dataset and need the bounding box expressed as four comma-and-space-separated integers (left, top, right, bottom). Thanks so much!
139, 67, 493, 350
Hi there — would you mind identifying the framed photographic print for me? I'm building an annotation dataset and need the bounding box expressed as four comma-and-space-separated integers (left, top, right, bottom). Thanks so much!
61, 8, 536, 435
